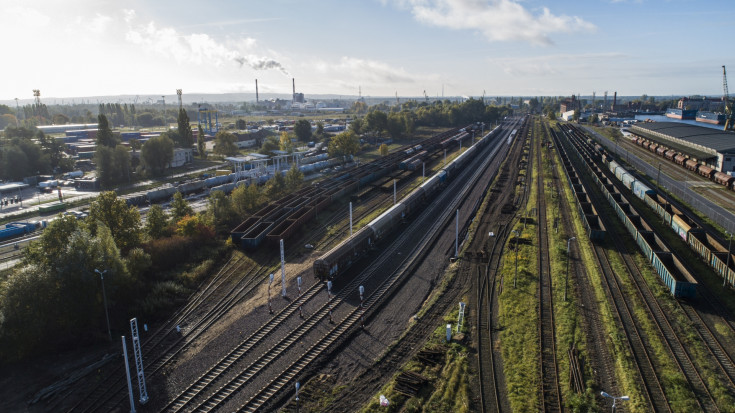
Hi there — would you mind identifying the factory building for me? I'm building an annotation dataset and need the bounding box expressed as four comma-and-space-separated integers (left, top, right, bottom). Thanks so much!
630, 122, 735, 172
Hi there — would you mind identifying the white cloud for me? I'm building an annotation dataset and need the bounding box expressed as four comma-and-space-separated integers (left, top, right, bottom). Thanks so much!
314, 57, 440, 84
386, 0, 596, 45
488, 52, 627, 77
0, 4, 291, 98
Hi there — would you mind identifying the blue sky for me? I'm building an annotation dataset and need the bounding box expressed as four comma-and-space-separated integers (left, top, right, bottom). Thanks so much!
2, 0, 733, 102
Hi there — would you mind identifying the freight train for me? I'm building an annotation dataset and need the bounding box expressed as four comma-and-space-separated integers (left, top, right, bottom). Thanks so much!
629, 135, 735, 192
0, 221, 45, 242
563, 124, 735, 293
313, 123, 506, 280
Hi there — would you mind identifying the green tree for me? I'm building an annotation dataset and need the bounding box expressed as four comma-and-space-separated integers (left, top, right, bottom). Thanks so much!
177, 109, 194, 148
144, 204, 169, 239
96, 114, 118, 148
197, 125, 206, 159
235, 118, 246, 129
294, 119, 312, 142
379, 144, 389, 156
113, 145, 131, 183
95, 145, 116, 188
161, 129, 182, 147
259, 135, 280, 154
141, 135, 174, 176
315, 122, 324, 139
365, 110, 388, 137
52, 114, 70, 125
386, 113, 405, 139
573, 109, 580, 122
285, 163, 304, 191
231, 183, 261, 216
351, 101, 368, 114
0, 114, 17, 129
264, 171, 286, 199
87, 191, 142, 253
214, 131, 238, 156
402, 112, 416, 135
206, 190, 235, 233
328, 130, 361, 159
279, 132, 294, 153
24, 215, 81, 268
170, 191, 194, 223
349, 118, 363, 135
2, 223, 130, 359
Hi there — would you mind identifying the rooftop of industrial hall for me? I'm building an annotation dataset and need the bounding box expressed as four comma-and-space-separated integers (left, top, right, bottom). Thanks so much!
631, 122, 735, 154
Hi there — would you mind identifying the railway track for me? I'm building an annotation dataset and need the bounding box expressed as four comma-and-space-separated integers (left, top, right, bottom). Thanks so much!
474, 119, 528, 412
65, 255, 266, 412
612, 233, 720, 412
535, 119, 562, 412
318, 121, 523, 413
543, 120, 619, 406
567, 126, 727, 412
219, 121, 515, 412
555, 130, 671, 412
64, 168, 418, 411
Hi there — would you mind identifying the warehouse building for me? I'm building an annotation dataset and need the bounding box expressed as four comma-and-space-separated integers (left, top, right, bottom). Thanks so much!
630, 122, 735, 172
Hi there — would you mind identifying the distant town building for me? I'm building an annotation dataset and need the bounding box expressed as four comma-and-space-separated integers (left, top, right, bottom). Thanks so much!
169, 148, 193, 168
559, 95, 581, 113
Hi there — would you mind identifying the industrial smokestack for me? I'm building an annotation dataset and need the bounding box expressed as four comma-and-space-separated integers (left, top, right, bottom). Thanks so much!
255, 79, 259, 103
292, 78, 295, 97
613, 91, 617, 108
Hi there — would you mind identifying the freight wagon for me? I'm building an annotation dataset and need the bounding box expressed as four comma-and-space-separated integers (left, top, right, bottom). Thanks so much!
314, 123, 504, 280
555, 124, 698, 298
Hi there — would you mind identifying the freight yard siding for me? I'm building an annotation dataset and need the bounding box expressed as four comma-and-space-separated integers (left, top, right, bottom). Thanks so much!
630, 122, 735, 171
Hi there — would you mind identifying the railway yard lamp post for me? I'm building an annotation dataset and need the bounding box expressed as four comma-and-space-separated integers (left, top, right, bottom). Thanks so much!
95, 269, 112, 342
511, 230, 520, 288
724, 232, 732, 288
122, 336, 137, 413
565, 237, 576, 302
600, 391, 629, 412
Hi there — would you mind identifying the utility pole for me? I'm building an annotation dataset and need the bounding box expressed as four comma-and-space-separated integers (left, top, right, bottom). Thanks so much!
95, 269, 112, 342
14, 98, 20, 127
162, 96, 167, 129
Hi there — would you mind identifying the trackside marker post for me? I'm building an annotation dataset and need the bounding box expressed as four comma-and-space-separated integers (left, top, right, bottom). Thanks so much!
359, 285, 365, 328
327, 281, 333, 323
297, 276, 303, 318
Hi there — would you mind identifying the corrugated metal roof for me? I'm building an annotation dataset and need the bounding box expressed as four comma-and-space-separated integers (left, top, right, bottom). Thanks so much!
631, 122, 735, 154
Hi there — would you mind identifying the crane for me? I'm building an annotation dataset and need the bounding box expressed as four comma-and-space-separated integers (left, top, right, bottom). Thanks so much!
724, 65, 734, 131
